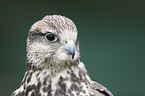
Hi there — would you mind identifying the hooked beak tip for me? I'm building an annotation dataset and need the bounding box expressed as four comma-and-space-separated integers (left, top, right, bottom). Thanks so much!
66, 47, 75, 59
72, 52, 75, 59
63, 41, 75, 59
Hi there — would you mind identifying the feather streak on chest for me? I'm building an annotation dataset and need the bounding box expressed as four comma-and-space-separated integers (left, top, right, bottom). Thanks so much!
17, 67, 93, 96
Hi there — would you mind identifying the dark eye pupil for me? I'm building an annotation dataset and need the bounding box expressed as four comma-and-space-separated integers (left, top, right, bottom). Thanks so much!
46, 34, 55, 41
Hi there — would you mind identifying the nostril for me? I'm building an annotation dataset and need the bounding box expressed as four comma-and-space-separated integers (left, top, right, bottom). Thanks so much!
65, 41, 68, 44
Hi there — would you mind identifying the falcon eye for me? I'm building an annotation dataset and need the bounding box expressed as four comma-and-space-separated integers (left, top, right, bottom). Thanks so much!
45, 33, 57, 42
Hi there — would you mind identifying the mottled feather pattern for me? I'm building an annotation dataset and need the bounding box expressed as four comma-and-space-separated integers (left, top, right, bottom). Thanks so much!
12, 15, 113, 96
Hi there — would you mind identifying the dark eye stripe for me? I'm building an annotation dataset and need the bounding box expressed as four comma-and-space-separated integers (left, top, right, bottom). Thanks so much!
34, 32, 45, 36
29, 30, 46, 36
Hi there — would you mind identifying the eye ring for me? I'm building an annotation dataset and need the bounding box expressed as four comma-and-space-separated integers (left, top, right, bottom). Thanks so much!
45, 33, 58, 42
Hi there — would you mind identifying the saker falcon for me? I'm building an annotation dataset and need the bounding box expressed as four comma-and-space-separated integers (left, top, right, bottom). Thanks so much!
12, 15, 113, 96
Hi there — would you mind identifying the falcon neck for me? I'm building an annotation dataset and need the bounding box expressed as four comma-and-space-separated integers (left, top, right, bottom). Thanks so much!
31, 63, 82, 78
25, 61, 90, 84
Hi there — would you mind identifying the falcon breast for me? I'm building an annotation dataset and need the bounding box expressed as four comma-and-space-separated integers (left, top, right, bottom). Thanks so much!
12, 15, 113, 96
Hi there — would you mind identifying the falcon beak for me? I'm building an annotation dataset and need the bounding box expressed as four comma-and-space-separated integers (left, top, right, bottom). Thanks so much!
63, 40, 75, 59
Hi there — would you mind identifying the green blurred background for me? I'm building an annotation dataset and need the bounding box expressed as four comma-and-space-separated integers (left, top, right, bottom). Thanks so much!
0, 0, 145, 96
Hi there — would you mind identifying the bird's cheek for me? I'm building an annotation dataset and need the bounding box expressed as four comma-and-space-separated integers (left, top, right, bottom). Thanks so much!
54, 48, 71, 61
57, 52, 71, 61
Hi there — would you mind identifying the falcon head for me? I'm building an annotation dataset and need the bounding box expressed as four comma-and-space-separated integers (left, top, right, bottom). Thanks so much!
26, 15, 80, 70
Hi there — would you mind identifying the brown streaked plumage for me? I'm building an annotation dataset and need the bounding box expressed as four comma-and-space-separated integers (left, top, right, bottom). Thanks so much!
12, 15, 113, 96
